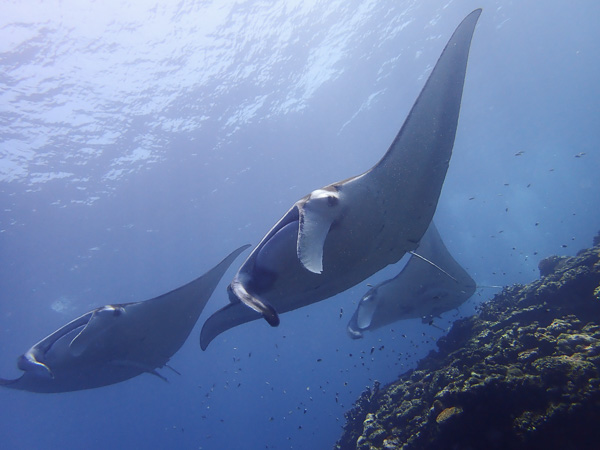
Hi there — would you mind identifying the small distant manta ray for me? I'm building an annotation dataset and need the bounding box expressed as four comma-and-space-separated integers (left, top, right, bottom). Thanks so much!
347, 222, 476, 338
0, 245, 249, 393
200, 9, 482, 350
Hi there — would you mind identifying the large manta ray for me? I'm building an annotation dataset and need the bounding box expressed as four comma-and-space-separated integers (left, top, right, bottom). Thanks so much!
0, 245, 248, 393
347, 222, 476, 338
200, 9, 481, 350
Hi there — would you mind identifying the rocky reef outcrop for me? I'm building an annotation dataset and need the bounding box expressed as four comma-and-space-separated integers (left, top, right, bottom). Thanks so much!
337, 232, 600, 450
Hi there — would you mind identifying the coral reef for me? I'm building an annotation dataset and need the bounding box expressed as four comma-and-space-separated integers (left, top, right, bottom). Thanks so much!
337, 232, 600, 450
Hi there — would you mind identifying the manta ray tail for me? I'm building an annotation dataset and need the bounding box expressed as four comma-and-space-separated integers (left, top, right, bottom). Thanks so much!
408, 251, 458, 282
165, 364, 181, 376
149, 370, 169, 383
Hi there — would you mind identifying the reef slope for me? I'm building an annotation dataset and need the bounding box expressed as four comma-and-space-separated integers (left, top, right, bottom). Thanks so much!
337, 233, 600, 449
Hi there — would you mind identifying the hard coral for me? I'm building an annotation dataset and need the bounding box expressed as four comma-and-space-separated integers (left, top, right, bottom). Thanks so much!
337, 234, 600, 450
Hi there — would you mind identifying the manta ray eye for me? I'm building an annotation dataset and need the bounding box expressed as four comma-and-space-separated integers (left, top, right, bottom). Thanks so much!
327, 195, 338, 207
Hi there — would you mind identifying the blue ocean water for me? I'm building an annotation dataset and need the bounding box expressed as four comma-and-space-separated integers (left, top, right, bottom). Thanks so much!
1, 0, 599, 448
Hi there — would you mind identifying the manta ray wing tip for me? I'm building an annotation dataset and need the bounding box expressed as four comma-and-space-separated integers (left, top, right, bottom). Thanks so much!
0, 376, 21, 387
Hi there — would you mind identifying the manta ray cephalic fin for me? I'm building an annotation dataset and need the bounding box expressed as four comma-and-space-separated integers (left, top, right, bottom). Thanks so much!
69, 305, 126, 357
297, 188, 341, 273
229, 279, 280, 326
18, 352, 55, 379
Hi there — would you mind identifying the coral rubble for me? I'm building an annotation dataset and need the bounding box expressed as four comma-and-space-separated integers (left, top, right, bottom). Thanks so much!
337, 233, 600, 450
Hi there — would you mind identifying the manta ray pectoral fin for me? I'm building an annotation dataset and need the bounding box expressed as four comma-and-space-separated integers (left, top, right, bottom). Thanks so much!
69, 305, 126, 357
200, 301, 263, 350
297, 188, 341, 274
110, 360, 169, 382
0, 375, 25, 387
230, 278, 279, 326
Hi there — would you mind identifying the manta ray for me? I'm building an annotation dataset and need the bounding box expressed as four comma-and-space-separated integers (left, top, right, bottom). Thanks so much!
347, 222, 476, 338
0, 245, 248, 393
200, 9, 482, 350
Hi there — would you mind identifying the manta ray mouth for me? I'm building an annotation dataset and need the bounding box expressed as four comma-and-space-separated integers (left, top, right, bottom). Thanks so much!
249, 207, 301, 291
255, 221, 299, 276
